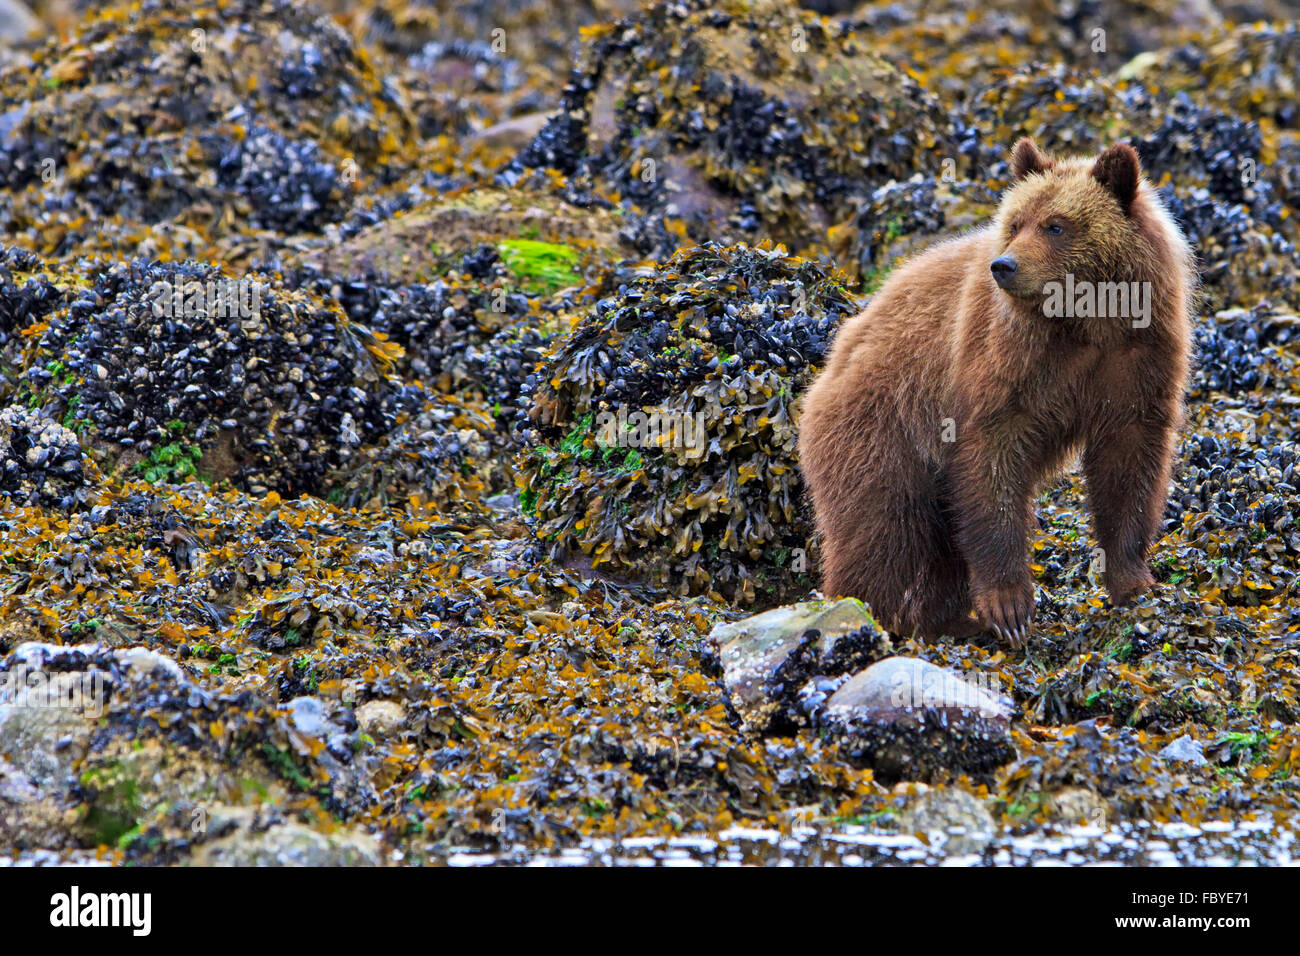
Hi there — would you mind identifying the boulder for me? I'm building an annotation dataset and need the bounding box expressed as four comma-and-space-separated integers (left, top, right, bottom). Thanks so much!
707, 599, 889, 732
822, 656, 1015, 782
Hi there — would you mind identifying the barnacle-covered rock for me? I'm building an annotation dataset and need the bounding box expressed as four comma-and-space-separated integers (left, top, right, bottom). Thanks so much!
1167, 429, 1300, 605
506, 0, 963, 258
841, 0, 1217, 107
841, 175, 996, 287
518, 241, 858, 604
895, 785, 997, 853
328, 0, 643, 130
819, 656, 1015, 783
1130, 95, 1269, 208
13, 257, 401, 496
1121, 22, 1300, 131
706, 598, 890, 732
963, 69, 1281, 199
962, 66, 1134, 176
294, 257, 552, 421
838, 1, 1043, 106
1158, 185, 1300, 312
964, 68, 1259, 187
0, 246, 64, 361
323, 386, 500, 510
295, 185, 628, 285
0, 0, 413, 260
1189, 304, 1300, 399
185, 808, 383, 866
0, 404, 84, 507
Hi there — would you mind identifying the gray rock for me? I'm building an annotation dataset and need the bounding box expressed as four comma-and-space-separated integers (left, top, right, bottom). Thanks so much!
0, 1, 42, 42
485, 492, 520, 513
76, 742, 258, 847
0, 701, 93, 788
1049, 787, 1109, 827
355, 700, 405, 740
826, 657, 1010, 720
469, 111, 556, 152
189, 814, 382, 866
0, 757, 37, 803
896, 786, 995, 855
822, 657, 1015, 782
115, 647, 184, 682
706, 599, 889, 732
1158, 733, 1207, 766
287, 696, 328, 737
0, 756, 70, 850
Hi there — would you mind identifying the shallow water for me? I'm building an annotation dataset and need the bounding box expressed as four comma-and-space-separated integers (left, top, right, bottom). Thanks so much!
442, 818, 1298, 867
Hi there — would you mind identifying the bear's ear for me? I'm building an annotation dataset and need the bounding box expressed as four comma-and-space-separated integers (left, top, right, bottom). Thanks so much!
1091, 143, 1141, 214
1011, 138, 1053, 181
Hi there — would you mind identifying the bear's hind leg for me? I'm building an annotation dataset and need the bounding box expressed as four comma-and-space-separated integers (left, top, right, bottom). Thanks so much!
896, 517, 973, 640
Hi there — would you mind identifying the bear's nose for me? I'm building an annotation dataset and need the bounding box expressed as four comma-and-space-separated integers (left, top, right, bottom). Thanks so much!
990, 256, 1018, 288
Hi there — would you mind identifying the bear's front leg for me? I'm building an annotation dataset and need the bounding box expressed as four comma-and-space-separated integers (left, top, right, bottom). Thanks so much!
949, 431, 1036, 646
1082, 417, 1174, 607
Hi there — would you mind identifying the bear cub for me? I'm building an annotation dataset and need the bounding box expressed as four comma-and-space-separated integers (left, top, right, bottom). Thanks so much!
798, 139, 1193, 645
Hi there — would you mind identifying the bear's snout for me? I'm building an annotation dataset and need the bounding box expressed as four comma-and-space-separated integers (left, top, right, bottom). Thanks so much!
990, 256, 1018, 289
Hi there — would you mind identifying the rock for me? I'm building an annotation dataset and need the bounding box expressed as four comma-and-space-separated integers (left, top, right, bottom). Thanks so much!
518, 243, 859, 605
822, 657, 1015, 782
189, 811, 382, 866
827, 656, 1010, 719
114, 648, 185, 682
470, 111, 556, 151
896, 785, 995, 855
0, 757, 70, 850
76, 742, 245, 847
355, 700, 405, 740
1049, 787, 1109, 827
485, 492, 520, 514
15, 255, 406, 497
1158, 733, 1208, 766
295, 186, 625, 285
0, 1, 41, 42
0, 0, 413, 255
0, 699, 94, 788
287, 697, 329, 738
707, 599, 890, 732
507, 0, 962, 256
0, 608, 45, 656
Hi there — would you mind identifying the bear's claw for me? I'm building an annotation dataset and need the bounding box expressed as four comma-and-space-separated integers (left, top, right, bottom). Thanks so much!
975, 581, 1035, 648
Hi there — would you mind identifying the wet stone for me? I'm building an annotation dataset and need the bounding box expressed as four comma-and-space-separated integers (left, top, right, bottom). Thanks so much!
1159, 733, 1209, 766
895, 785, 996, 856
0, 702, 93, 789
820, 657, 1015, 783
355, 700, 405, 740
186, 807, 382, 867
707, 599, 890, 733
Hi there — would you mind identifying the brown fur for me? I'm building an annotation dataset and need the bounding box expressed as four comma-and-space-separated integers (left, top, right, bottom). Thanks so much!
798, 139, 1194, 645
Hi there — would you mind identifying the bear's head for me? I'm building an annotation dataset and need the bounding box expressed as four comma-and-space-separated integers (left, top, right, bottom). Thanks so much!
990, 138, 1148, 311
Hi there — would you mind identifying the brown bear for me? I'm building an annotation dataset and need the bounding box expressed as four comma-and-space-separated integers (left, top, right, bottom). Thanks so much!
798, 138, 1194, 645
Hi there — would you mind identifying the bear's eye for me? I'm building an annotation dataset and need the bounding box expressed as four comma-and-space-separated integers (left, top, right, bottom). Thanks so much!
1043, 221, 1065, 236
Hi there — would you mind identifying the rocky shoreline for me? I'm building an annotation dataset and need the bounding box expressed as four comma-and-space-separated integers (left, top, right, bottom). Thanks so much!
0, 0, 1298, 865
